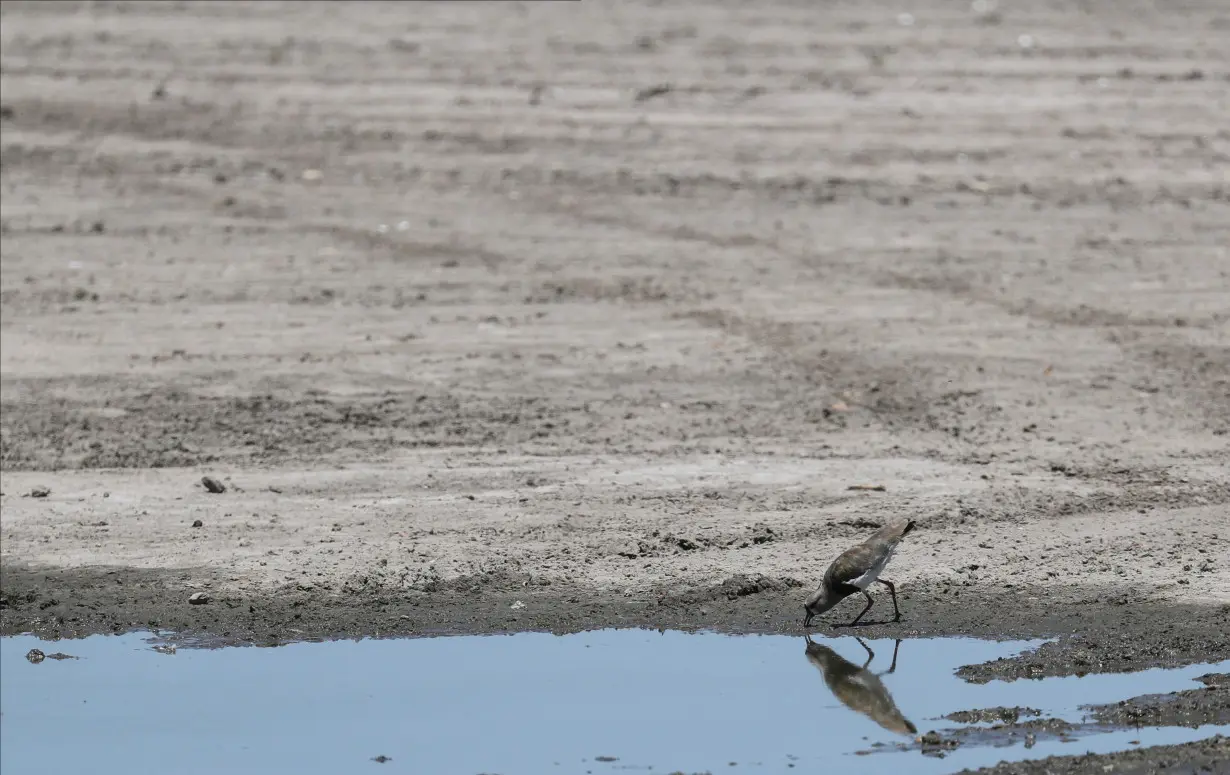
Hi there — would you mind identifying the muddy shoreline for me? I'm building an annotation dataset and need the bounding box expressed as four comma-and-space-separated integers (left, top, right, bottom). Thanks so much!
3, 563, 1227, 683
5, 564, 1228, 775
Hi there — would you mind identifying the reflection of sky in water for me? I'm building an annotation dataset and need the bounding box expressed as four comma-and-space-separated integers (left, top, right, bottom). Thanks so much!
1, 630, 1226, 775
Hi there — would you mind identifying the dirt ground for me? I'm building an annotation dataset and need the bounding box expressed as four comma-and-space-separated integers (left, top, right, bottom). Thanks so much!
1, 1, 1228, 771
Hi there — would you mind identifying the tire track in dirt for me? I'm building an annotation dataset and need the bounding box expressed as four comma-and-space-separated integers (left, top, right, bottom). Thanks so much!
873, 267, 1230, 433
522, 200, 1018, 445
511, 187, 1229, 474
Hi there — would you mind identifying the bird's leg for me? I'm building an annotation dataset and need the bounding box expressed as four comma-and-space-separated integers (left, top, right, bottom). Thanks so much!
878, 579, 901, 621
846, 591, 875, 627
803, 608, 814, 628
878, 639, 902, 676
854, 636, 875, 669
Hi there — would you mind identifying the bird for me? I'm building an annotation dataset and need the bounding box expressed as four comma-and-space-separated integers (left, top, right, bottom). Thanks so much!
804, 516, 915, 628
803, 635, 917, 736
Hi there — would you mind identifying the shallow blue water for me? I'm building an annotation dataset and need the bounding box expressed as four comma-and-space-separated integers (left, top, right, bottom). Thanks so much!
1, 630, 1225, 775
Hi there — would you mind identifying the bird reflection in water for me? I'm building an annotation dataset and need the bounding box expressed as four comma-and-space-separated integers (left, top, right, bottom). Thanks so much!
803, 635, 918, 736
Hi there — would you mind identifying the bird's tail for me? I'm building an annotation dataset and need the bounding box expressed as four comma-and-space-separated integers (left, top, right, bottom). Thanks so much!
902, 519, 917, 536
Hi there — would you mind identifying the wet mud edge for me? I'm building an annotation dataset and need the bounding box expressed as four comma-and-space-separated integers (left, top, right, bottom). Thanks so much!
3, 562, 1227, 683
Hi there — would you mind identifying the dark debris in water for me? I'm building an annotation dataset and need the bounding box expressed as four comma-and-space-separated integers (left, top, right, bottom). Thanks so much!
25, 648, 79, 663
918, 730, 962, 758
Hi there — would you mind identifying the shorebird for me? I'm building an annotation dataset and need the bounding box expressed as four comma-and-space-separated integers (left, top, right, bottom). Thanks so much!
804, 635, 917, 736
804, 517, 915, 627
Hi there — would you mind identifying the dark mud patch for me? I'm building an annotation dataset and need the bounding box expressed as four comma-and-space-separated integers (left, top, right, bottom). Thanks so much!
958, 734, 1230, 775
1088, 674, 1230, 728
3, 562, 1228, 689
956, 619, 1230, 684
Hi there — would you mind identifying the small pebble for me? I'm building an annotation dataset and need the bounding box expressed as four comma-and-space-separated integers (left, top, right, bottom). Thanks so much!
188, 592, 210, 605
201, 476, 226, 494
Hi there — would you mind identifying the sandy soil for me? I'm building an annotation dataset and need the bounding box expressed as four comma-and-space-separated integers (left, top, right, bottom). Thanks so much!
2, 0, 1229, 720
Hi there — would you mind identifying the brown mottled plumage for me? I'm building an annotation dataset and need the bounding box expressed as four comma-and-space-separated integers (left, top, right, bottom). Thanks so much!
804, 635, 917, 736
804, 517, 916, 627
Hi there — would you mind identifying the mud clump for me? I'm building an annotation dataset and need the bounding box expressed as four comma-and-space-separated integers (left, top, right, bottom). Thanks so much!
716, 574, 802, 601
611, 541, 651, 559
410, 569, 535, 595
669, 535, 706, 552
918, 730, 961, 757
720, 522, 779, 549
25, 649, 78, 663
945, 706, 1042, 724
655, 574, 802, 607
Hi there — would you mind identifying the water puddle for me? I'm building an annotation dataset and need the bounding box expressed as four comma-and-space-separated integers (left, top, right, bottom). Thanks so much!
2, 630, 1226, 775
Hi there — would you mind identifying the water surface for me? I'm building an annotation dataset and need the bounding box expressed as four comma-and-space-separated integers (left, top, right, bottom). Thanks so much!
2, 630, 1225, 775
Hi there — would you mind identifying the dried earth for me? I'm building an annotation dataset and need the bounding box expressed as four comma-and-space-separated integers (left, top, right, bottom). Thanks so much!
2, 2, 1228, 773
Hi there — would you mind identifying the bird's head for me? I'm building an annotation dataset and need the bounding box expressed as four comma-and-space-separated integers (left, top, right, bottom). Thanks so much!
804, 586, 841, 619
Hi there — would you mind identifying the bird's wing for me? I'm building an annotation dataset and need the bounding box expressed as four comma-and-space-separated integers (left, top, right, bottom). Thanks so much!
826, 542, 888, 586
